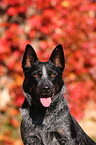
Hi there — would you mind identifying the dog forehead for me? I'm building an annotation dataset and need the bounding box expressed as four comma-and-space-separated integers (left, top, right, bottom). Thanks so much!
39, 62, 51, 70
42, 65, 47, 78
39, 62, 58, 73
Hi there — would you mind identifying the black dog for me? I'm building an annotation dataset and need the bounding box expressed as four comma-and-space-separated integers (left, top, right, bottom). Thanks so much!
20, 44, 96, 145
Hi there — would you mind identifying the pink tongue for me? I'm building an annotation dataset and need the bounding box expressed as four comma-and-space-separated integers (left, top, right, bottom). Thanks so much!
40, 97, 51, 107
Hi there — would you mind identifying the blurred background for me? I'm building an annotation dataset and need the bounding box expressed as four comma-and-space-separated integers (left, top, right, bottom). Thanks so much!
0, 0, 96, 144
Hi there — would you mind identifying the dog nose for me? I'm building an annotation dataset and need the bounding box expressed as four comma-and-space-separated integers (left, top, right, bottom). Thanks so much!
42, 86, 50, 93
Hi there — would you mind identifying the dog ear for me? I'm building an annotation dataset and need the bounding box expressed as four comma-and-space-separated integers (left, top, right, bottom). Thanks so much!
22, 44, 38, 72
49, 44, 65, 72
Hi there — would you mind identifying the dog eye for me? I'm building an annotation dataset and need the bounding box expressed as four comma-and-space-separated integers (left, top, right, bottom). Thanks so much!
50, 74, 56, 77
32, 71, 42, 78
38, 71, 42, 76
33, 73, 38, 78
48, 71, 56, 77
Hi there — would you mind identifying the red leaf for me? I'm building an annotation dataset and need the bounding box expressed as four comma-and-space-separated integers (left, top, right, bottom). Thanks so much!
9, 118, 19, 128
29, 15, 41, 28
7, 7, 17, 16
29, 30, 36, 39
17, 6, 27, 13
15, 96, 25, 108
40, 41, 48, 51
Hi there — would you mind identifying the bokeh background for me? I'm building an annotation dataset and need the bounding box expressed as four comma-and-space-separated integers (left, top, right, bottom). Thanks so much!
0, 0, 96, 144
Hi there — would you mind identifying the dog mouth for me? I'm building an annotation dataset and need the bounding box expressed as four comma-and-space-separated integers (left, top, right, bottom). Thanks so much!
40, 97, 51, 107
38, 84, 55, 107
40, 94, 54, 107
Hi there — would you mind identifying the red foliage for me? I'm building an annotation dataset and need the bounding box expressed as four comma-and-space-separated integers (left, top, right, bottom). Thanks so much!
0, 0, 96, 121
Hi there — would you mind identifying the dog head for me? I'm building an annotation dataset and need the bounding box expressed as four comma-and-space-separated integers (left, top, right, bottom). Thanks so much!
22, 44, 65, 107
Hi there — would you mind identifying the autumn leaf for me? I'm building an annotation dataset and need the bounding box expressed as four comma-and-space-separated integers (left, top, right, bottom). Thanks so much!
0, 0, 96, 143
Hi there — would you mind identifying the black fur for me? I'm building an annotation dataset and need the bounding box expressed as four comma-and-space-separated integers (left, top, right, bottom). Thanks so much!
20, 44, 96, 145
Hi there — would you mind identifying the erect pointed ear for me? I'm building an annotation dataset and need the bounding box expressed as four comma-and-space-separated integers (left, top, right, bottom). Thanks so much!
49, 44, 65, 72
22, 44, 38, 72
